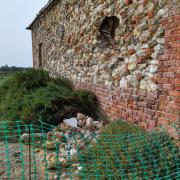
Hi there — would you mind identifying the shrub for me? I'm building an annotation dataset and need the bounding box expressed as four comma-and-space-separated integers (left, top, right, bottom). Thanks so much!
0, 69, 98, 125
72, 90, 97, 119
15, 68, 50, 90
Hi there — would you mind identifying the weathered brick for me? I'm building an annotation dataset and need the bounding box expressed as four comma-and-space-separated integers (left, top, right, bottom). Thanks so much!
137, 90, 146, 96
144, 108, 155, 116
146, 119, 156, 127
162, 84, 174, 90
139, 122, 148, 129
156, 78, 170, 84
126, 109, 133, 114
127, 118, 134, 123
170, 54, 180, 60
158, 54, 170, 61
163, 60, 180, 66
144, 98, 155, 105
162, 72, 175, 78
175, 84, 180, 91
137, 102, 147, 107
159, 66, 170, 72
146, 92, 158, 99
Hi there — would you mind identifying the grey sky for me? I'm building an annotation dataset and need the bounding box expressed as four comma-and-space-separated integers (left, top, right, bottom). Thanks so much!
0, 0, 48, 67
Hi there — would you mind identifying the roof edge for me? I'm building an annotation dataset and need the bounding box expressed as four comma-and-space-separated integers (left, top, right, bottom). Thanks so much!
26, 0, 58, 30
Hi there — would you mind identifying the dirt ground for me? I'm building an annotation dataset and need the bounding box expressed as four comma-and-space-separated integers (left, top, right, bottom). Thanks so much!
0, 142, 58, 180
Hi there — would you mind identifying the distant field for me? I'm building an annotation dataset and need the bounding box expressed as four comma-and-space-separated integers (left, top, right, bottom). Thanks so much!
0, 74, 13, 86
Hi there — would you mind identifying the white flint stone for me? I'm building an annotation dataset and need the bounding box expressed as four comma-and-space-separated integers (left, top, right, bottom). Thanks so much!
136, 50, 145, 57
151, 51, 160, 59
135, 43, 141, 51
146, 65, 158, 74
78, 166, 83, 171
128, 61, 137, 71
63, 118, 78, 128
120, 77, 128, 88
157, 8, 168, 18
86, 117, 94, 128
128, 54, 137, 62
70, 147, 77, 157
94, 5, 104, 14
77, 113, 86, 120
154, 44, 164, 51
124, 57, 129, 63
157, 38, 165, 44
66, 49, 75, 56
128, 44, 135, 49
137, 4, 144, 14
108, 56, 119, 69
133, 70, 141, 76
21, 133, 43, 142
148, 81, 157, 92
140, 78, 157, 92
140, 78, 148, 91
54, 175, 58, 179
139, 20, 147, 31
120, 47, 127, 52
112, 68, 119, 77
141, 43, 149, 49
126, 75, 138, 88
158, 0, 166, 7
142, 69, 146, 77
149, 60, 158, 65
146, 2, 155, 11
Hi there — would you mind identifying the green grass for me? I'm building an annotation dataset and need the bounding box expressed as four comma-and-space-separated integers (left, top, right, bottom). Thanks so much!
0, 69, 98, 125
0, 74, 13, 86
78, 120, 180, 179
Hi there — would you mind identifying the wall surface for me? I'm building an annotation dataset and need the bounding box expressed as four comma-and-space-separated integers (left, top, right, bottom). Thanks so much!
30, 0, 180, 130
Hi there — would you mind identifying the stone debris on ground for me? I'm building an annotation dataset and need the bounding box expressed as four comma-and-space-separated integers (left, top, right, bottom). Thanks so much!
44, 113, 104, 178
0, 112, 104, 179
17, 113, 105, 179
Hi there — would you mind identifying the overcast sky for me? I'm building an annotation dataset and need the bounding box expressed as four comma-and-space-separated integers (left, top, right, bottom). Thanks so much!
0, 0, 48, 67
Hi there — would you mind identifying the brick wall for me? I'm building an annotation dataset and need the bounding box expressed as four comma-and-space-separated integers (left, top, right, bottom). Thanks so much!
156, 14, 180, 126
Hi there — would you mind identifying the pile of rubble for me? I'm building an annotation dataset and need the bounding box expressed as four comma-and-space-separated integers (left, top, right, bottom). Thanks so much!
21, 113, 106, 179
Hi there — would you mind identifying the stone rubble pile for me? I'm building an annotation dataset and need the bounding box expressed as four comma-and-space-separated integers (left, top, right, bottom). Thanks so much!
21, 113, 105, 179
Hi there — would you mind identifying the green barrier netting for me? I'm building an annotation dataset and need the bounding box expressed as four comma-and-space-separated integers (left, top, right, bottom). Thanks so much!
0, 120, 179, 180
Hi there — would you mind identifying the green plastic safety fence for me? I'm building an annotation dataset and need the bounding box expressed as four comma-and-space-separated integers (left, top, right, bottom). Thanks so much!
0, 120, 179, 180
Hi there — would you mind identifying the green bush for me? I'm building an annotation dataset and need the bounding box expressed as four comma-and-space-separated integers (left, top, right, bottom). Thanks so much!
78, 120, 180, 179
0, 69, 98, 125
0, 74, 13, 87
15, 68, 50, 90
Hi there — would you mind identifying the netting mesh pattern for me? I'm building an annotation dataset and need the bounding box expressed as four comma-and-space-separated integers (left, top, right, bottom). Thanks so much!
79, 133, 180, 180
0, 121, 179, 180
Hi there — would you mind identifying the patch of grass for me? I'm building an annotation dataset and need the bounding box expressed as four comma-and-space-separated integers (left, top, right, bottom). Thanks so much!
100, 119, 143, 135
0, 74, 13, 86
0, 69, 98, 125
78, 120, 180, 179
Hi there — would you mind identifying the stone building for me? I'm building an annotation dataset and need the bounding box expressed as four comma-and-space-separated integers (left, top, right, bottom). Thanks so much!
27, 0, 180, 130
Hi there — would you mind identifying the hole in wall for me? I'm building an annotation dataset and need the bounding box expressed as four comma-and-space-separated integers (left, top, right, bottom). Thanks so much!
97, 16, 119, 48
